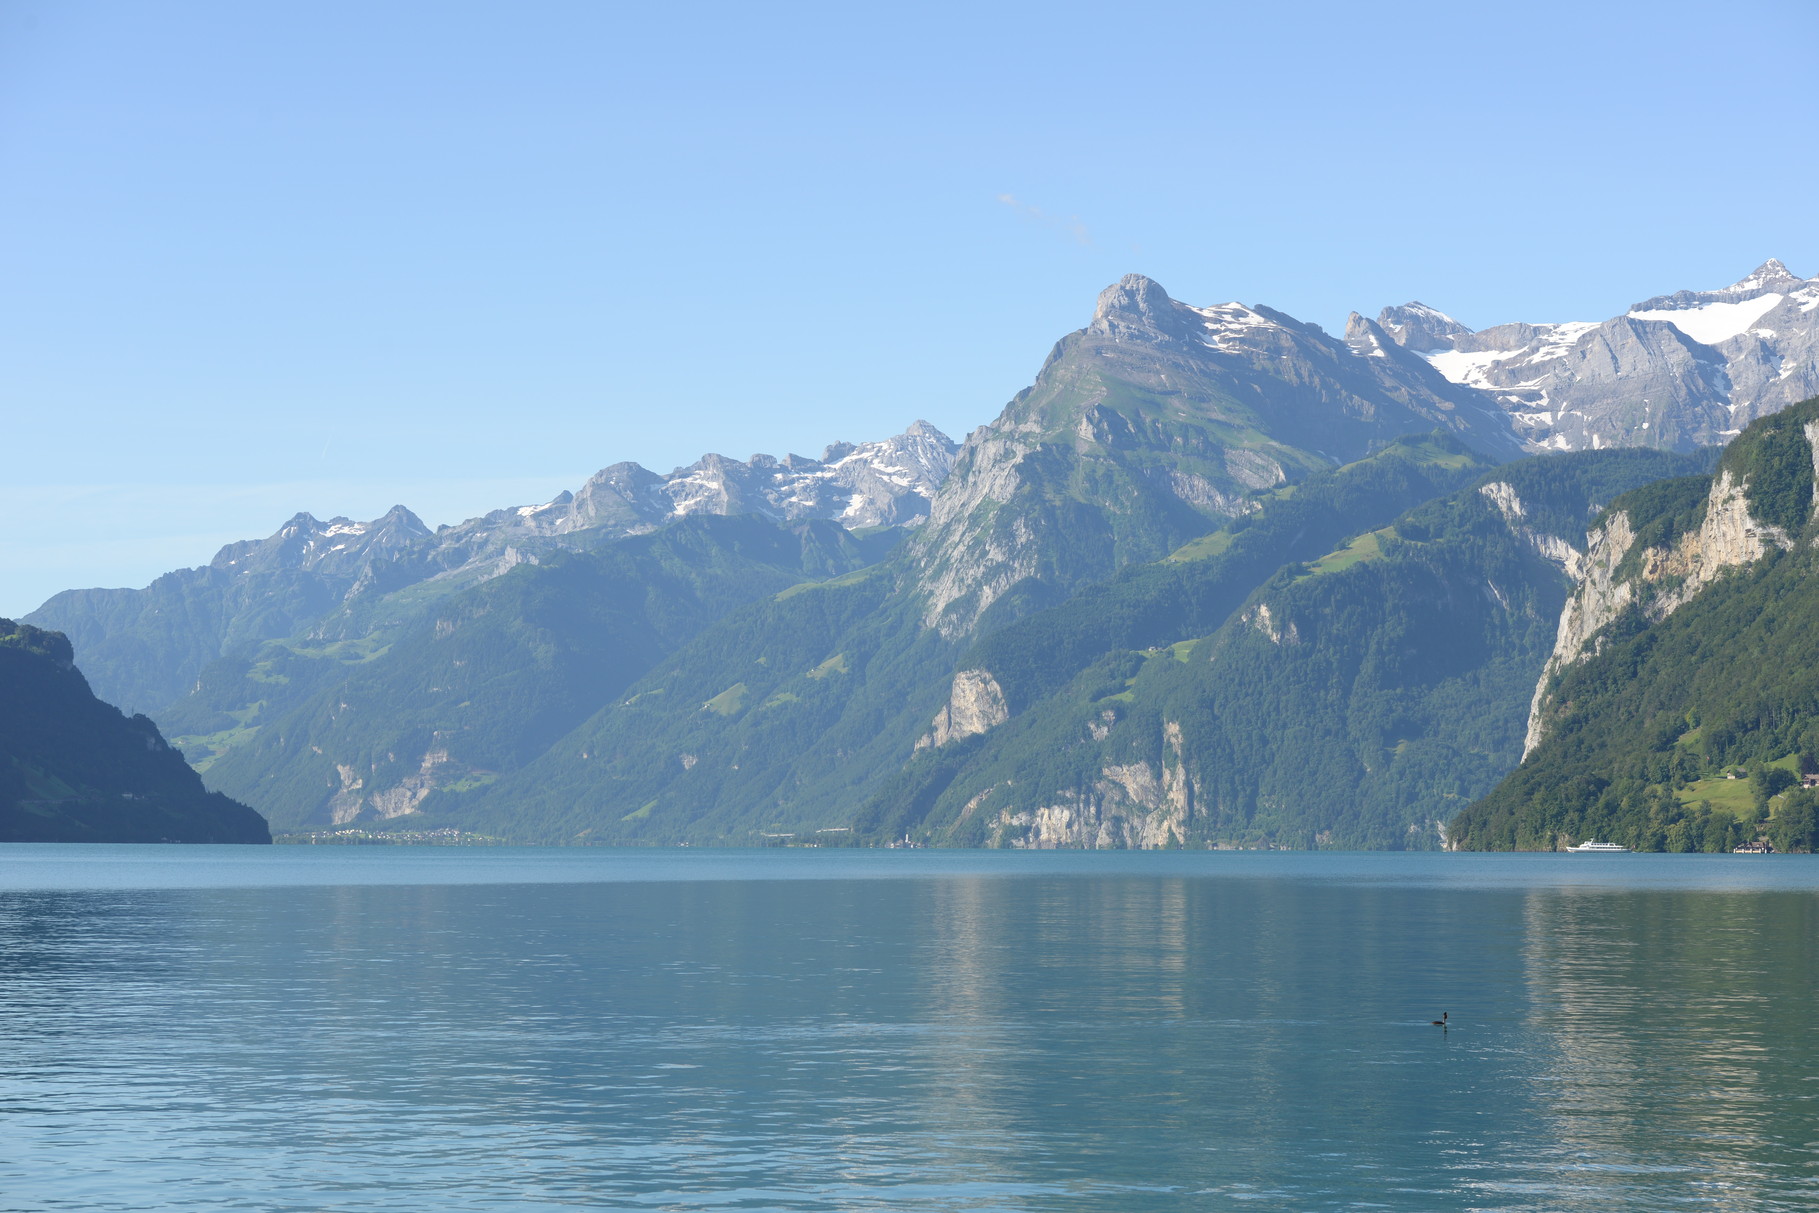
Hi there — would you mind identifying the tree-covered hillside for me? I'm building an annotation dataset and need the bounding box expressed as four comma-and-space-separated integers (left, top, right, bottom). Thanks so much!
1451, 399, 1819, 852
182, 516, 898, 831
860, 448, 1701, 849
388, 435, 1495, 843
0, 620, 268, 843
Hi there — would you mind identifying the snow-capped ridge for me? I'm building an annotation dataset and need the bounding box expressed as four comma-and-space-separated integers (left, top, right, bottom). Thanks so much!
1382, 260, 1818, 452
198, 423, 957, 595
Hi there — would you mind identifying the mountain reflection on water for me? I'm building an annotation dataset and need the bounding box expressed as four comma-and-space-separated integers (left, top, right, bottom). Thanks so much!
1518, 889, 1819, 1210
0, 848, 1816, 1211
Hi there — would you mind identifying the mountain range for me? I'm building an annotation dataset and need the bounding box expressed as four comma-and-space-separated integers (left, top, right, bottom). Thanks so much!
22, 262, 1819, 847
1364, 259, 1819, 452
33, 422, 957, 719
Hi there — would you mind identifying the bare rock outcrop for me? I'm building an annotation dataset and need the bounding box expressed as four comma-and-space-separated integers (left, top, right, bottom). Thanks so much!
987, 721, 1193, 848
1523, 467, 1795, 755
325, 746, 456, 824
915, 670, 1010, 750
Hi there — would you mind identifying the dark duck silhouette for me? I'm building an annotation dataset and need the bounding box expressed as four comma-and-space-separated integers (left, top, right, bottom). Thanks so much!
1430, 1012, 1448, 1026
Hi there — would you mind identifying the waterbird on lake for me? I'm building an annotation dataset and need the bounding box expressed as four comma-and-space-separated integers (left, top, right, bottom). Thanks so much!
1431, 1012, 1448, 1026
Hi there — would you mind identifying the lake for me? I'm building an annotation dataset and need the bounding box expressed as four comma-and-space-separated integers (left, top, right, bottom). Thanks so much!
1, 847, 1815, 1211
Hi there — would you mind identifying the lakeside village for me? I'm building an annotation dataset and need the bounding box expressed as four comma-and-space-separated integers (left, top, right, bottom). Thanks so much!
275, 827, 508, 846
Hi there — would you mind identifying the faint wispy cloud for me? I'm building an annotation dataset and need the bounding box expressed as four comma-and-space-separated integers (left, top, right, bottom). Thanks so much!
996, 193, 1092, 246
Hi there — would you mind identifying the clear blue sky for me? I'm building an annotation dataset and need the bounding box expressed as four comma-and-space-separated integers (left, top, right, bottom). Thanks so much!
4, 0, 1816, 614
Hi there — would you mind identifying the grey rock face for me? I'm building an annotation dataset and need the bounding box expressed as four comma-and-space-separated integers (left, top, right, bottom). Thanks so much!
911, 275, 1527, 636
914, 669, 1010, 750
1376, 301, 1473, 353
1381, 260, 1819, 452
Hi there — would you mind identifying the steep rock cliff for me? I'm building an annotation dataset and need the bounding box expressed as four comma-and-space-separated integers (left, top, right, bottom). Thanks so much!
1522, 404, 1819, 754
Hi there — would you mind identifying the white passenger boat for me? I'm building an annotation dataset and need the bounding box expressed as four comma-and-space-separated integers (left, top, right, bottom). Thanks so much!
1564, 840, 1631, 854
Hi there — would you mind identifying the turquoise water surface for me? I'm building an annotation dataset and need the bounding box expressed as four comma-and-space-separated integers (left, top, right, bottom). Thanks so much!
1, 847, 1815, 1211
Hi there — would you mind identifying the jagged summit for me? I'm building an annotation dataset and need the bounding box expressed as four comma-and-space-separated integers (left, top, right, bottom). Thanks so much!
1724, 258, 1803, 294
1089, 275, 1310, 355
909, 271, 1528, 635
207, 505, 431, 574
186, 423, 958, 585
1374, 302, 1473, 352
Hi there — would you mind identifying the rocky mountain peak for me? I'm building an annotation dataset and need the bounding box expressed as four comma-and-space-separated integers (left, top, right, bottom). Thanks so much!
1375, 301, 1473, 352
901, 418, 949, 442
373, 505, 432, 539
423, 421, 960, 567
1341, 312, 1391, 357
207, 505, 433, 576
1726, 259, 1803, 294
1093, 273, 1173, 321
1088, 274, 1204, 346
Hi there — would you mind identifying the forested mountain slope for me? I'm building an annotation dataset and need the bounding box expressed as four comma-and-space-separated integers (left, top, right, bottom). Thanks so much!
1451, 397, 1819, 852
0, 620, 268, 843
183, 516, 898, 831
860, 448, 1700, 849
419, 435, 1497, 843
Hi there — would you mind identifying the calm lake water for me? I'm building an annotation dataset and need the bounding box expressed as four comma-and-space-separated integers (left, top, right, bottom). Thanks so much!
2, 847, 1816, 1212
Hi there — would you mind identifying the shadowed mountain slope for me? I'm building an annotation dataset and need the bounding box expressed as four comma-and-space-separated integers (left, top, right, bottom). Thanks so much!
0, 619, 268, 843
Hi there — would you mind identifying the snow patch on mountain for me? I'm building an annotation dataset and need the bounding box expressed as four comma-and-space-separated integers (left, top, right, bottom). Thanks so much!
1629, 294, 1786, 346
1190, 302, 1278, 351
